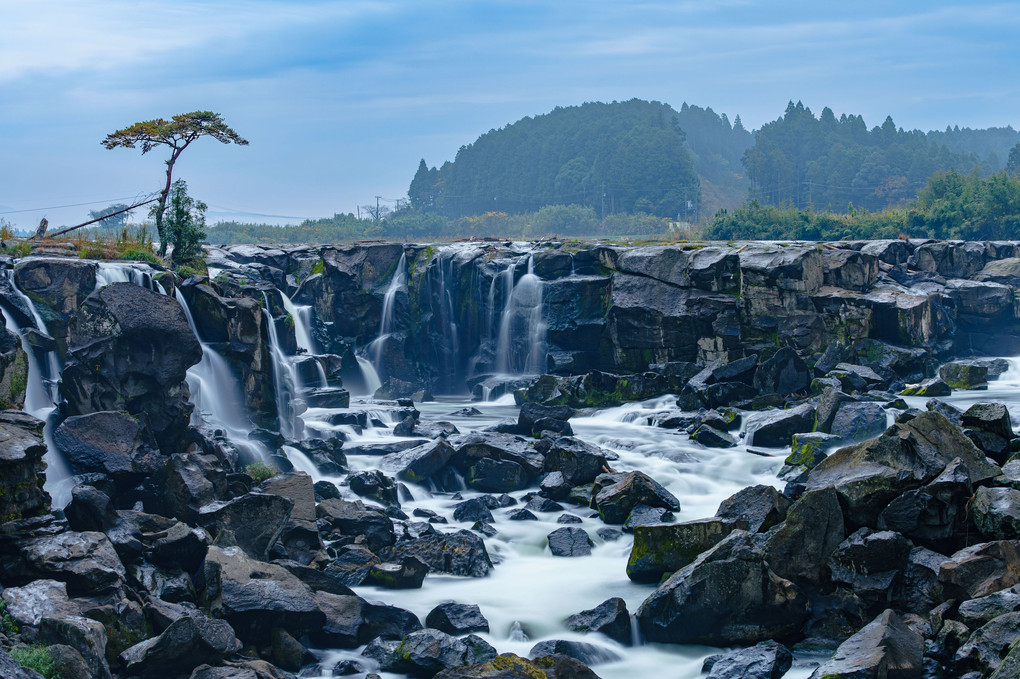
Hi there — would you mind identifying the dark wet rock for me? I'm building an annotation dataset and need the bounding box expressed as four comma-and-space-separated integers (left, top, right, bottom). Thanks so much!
900, 378, 951, 397
348, 470, 399, 506
807, 609, 924, 679
363, 629, 497, 677
432, 652, 602, 679
316, 498, 395, 551
939, 361, 988, 389
0, 579, 79, 627
594, 470, 681, 524
54, 410, 161, 492
525, 496, 565, 513
940, 541, 1020, 600
548, 527, 593, 557
313, 480, 342, 501
427, 602, 490, 636
958, 584, 1020, 629
596, 527, 623, 542
557, 513, 583, 524
623, 504, 674, 530
365, 556, 429, 589
198, 492, 293, 559
701, 640, 793, 679
453, 498, 495, 524
785, 432, 839, 471
636, 530, 808, 645
379, 529, 493, 577
764, 487, 846, 587
119, 614, 242, 677
745, 403, 816, 448
540, 471, 572, 501
13, 258, 97, 341
925, 398, 964, 424
829, 401, 888, 443
0, 411, 48, 522
62, 283, 202, 453
973, 487, 1020, 540
467, 457, 529, 493
537, 436, 609, 486
807, 411, 999, 527
716, 484, 791, 533
196, 545, 324, 644
954, 611, 1020, 676
452, 433, 545, 478
963, 402, 1014, 439
528, 640, 620, 666
627, 517, 748, 584
37, 613, 111, 679
13, 530, 126, 594
691, 424, 737, 448
877, 457, 973, 545
312, 591, 423, 648
518, 402, 575, 437
276, 559, 355, 596
323, 544, 380, 587
64, 484, 117, 532
380, 438, 455, 483
828, 528, 912, 602
507, 508, 537, 521
414, 507, 448, 524
565, 597, 631, 646
753, 346, 811, 396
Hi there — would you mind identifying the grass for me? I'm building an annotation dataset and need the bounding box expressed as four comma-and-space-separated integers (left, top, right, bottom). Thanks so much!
10, 645, 57, 679
245, 462, 276, 483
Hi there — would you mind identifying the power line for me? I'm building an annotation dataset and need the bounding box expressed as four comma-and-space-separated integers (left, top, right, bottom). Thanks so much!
0, 193, 158, 216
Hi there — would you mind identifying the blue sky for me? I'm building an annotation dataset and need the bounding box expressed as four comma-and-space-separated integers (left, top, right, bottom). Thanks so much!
1, 0, 1018, 228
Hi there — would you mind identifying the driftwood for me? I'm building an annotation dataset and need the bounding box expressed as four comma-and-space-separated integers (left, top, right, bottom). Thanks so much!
44, 196, 159, 239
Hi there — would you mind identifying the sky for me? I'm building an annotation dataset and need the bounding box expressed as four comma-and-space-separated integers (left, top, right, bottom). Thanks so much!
1, 0, 1018, 228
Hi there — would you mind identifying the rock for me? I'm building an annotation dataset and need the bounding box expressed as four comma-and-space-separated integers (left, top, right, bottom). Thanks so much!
955, 612, 1020, 676
991, 638, 1020, 679
786, 432, 839, 470
452, 433, 545, 479
64, 484, 117, 532
828, 528, 912, 602
764, 487, 846, 587
540, 471, 571, 501
258, 471, 321, 561
594, 471, 681, 525
62, 283, 202, 453
380, 438, 455, 483
807, 411, 999, 527
37, 613, 111, 679
432, 652, 601, 679
467, 457, 529, 493
314, 480, 342, 501
564, 597, 631, 646
963, 402, 1014, 439
745, 403, 816, 448
54, 411, 161, 492
548, 527, 593, 557
691, 425, 737, 448
940, 541, 1020, 600
702, 640, 793, 679
940, 361, 989, 389
119, 615, 242, 677
526, 496, 564, 513
0, 579, 79, 627
15, 530, 126, 594
958, 584, 1020, 629
636, 530, 808, 645
876, 458, 972, 545
830, 402, 888, 443
363, 629, 497, 677
528, 640, 619, 666
808, 609, 924, 679
507, 508, 538, 521
427, 603, 490, 636
197, 492, 293, 559
753, 347, 811, 395
538, 436, 608, 486
196, 545, 324, 644
316, 498, 395, 551
379, 529, 493, 577
0, 648, 47, 679
453, 498, 495, 524
365, 556, 429, 589
623, 504, 674, 530
900, 378, 951, 397
518, 402, 575, 436
627, 518, 748, 584
348, 470, 399, 506
0, 411, 49, 522
312, 591, 422, 648
973, 487, 1020, 540
716, 485, 790, 533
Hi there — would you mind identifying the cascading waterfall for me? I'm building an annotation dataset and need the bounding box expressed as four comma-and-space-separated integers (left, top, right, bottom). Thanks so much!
495, 255, 546, 375
368, 252, 407, 377
262, 291, 303, 440
280, 290, 327, 388
428, 248, 462, 392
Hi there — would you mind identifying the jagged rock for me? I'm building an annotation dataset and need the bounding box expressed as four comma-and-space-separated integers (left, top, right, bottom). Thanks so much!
955, 612, 1020, 676
963, 402, 1014, 439
623, 504, 673, 530
258, 471, 321, 561
365, 556, 429, 589
691, 424, 737, 448
973, 487, 1020, 540
830, 401, 888, 443
716, 485, 790, 533
594, 471, 681, 524
890, 546, 946, 616
828, 528, 912, 602
808, 609, 924, 679
564, 597, 630, 646
316, 498, 395, 551
940, 361, 988, 389
0, 411, 49, 522
764, 487, 846, 587
540, 471, 571, 501
379, 529, 493, 577
991, 639, 1020, 679
745, 403, 816, 448
54, 410, 162, 492
547, 527, 593, 557
1, 579, 80, 627
636, 530, 808, 645
627, 518, 747, 584
314, 480, 342, 501
453, 498, 495, 524
807, 411, 999, 526
426, 603, 489, 636
196, 545, 323, 644
364, 629, 497, 676
119, 614, 242, 677
958, 584, 1020, 629
753, 347, 811, 395
347, 470, 398, 506
380, 438, 455, 483
876, 457, 972, 545
62, 283, 202, 453
312, 590, 423, 648
786, 432, 838, 470
538, 436, 608, 486
64, 484, 117, 532
528, 640, 619, 666
432, 652, 601, 679
13, 530, 126, 594
900, 378, 951, 397
940, 541, 1020, 600
451, 433, 545, 479
322, 544, 380, 587
467, 457, 529, 493
38, 613, 111, 679
702, 640, 793, 679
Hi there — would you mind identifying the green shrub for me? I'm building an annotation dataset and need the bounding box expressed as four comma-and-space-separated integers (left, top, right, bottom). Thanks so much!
245, 462, 276, 483
0, 600, 19, 635
10, 645, 57, 679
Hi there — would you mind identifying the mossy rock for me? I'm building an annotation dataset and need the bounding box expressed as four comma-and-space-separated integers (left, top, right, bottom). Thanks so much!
939, 361, 988, 389
787, 432, 839, 470
899, 378, 951, 397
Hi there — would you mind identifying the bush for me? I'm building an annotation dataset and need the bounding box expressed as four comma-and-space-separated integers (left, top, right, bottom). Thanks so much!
245, 462, 276, 483
0, 600, 19, 635
10, 646, 57, 679
155, 179, 207, 266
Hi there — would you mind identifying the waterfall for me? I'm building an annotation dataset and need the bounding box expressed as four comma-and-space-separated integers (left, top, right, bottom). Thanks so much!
261, 292, 303, 440
356, 356, 382, 397
495, 255, 546, 375
427, 248, 462, 392
280, 290, 317, 356
96, 261, 156, 291
175, 289, 270, 463
368, 252, 407, 378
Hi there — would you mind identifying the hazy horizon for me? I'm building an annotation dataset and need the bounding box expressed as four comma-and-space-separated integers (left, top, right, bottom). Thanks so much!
2, 0, 1018, 229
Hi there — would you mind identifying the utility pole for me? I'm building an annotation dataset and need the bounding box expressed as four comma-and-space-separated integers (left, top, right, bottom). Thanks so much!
375, 196, 382, 222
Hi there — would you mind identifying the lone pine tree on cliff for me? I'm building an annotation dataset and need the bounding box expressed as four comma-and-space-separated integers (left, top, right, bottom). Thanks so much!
102, 111, 248, 256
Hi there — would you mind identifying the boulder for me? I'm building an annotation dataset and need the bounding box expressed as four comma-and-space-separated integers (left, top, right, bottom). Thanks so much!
538, 437, 608, 486
528, 640, 619, 666
753, 347, 811, 395
432, 652, 601, 679
426, 603, 490, 636
62, 283, 202, 453
808, 609, 924, 679
828, 528, 912, 602
890, 546, 946, 616
0, 411, 49, 522
876, 457, 972, 545
745, 403, 816, 448
939, 541, 1020, 600
691, 425, 737, 448
15, 530, 126, 594
365, 556, 429, 589
547, 527, 593, 557
962, 402, 1014, 439
13, 258, 97, 342
973, 487, 1020, 540
702, 640, 793, 679
119, 615, 242, 677
564, 597, 631, 646
939, 361, 988, 389
64, 484, 116, 532
380, 438, 455, 483
453, 498, 495, 524
0, 579, 79, 627
197, 492, 293, 559
37, 613, 111, 679
764, 487, 846, 587
955, 611, 1020, 676
316, 498, 395, 551
379, 529, 493, 577
54, 411, 162, 491
467, 457, 529, 493
829, 402, 888, 443
628, 518, 747, 583
958, 584, 1020, 629
636, 531, 808, 645
452, 433, 545, 479
900, 378, 951, 397
348, 470, 399, 506
258, 471, 321, 560
716, 485, 790, 533
363, 629, 497, 677
594, 471, 681, 525
312, 591, 423, 648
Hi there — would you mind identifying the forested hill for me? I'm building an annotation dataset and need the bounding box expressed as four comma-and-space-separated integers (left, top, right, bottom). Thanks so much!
408, 99, 750, 220
408, 99, 1019, 219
